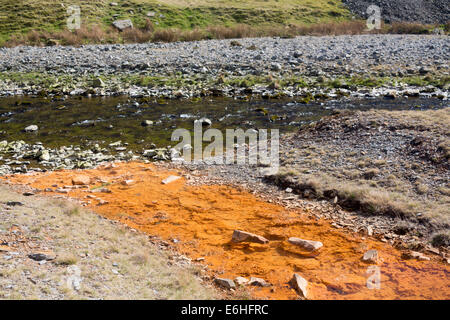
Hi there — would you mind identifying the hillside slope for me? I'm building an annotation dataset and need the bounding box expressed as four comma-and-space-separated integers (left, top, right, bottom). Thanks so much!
0, 0, 351, 43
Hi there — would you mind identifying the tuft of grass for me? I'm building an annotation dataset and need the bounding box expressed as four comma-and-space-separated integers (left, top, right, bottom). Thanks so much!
55, 254, 78, 266
431, 232, 450, 247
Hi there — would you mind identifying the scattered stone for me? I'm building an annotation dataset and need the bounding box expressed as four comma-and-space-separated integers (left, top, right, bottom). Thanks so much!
195, 118, 212, 128
141, 120, 153, 127
24, 125, 38, 132
289, 273, 308, 298
72, 175, 91, 186
214, 278, 236, 289
0, 245, 12, 252
23, 192, 35, 196
249, 277, 270, 287
232, 230, 269, 244
91, 187, 111, 193
39, 150, 50, 162
162, 175, 181, 185
6, 201, 23, 206
402, 251, 430, 261
55, 188, 69, 194
92, 78, 105, 88
288, 237, 323, 251
362, 249, 379, 263
234, 276, 249, 286
112, 19, 133, 31
28, 251, 56, 261
121, 180, 135, 186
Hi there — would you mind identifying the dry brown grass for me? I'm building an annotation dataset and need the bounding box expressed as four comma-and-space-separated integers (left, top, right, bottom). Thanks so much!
388, 22, 431, 34
272, 108, 450, 226
152, 28, 181, 42
4, 20, 444, 47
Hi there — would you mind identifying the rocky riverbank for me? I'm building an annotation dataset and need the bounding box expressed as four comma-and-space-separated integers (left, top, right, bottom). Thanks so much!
158, 107, 450, 252
0, 35, 448, 99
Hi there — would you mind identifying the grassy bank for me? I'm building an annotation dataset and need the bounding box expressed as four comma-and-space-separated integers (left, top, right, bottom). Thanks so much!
0, 71, 448, 98
0, 184, 217, 299
270, 108, 450, 241
1, 1, 447, 46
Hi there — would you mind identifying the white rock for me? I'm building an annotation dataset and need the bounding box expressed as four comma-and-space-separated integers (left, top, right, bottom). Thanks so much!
162, 175, 181, 184
112, 19, 133, 31
290, 273, 308, 298
24, 125, 38, 132
234, 276, 249, 286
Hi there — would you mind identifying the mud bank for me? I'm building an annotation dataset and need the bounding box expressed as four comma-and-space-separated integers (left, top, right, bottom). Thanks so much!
4, 162, 449, 300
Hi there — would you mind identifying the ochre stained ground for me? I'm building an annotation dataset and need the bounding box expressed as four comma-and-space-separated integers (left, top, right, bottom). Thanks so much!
4, 162, 449, 300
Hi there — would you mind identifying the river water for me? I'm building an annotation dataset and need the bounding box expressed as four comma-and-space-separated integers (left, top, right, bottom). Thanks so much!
0, 95, 447, 151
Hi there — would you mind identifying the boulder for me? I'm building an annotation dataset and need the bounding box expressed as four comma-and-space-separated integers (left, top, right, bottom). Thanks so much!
232, 230, 269, 244
112, 19, 133, 31
288, 237, 323, 251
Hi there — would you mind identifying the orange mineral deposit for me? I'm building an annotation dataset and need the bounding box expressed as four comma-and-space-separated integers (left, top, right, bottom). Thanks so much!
4, 162, 449, 300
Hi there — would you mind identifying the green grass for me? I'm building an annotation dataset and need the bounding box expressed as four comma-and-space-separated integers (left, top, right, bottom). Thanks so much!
0, 71, 447, 96
0, 0, 352, 45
